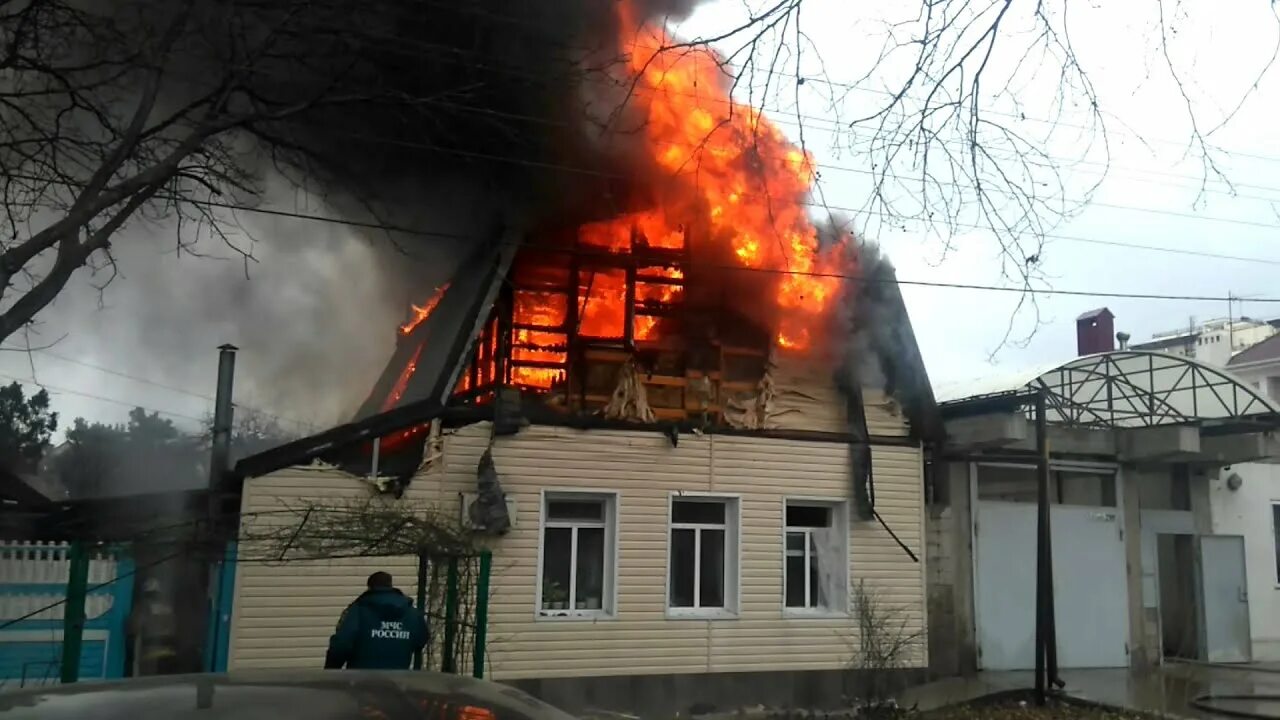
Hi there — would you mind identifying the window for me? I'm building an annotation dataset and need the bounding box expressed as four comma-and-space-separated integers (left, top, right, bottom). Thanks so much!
785, 501, 848, 614
538, 493, 615, 617
1274, 503, 1280, 584
668, 496, 738, 615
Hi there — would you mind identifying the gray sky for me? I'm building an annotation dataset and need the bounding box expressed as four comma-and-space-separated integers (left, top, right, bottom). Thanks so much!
3, 0, 1279, 437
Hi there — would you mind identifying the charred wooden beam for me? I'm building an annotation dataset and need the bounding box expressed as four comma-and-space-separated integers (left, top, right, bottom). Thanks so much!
509, 359, 569, 370
625, 228, 637, 349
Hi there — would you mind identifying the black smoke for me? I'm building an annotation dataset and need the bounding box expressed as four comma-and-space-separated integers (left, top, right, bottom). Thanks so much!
23, 0, 717, 428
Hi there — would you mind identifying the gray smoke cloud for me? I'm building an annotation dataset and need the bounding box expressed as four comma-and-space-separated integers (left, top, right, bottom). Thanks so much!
23, 0, 720, 429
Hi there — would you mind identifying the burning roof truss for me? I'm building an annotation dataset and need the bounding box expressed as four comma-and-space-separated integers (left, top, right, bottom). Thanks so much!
443, 223, 781, 427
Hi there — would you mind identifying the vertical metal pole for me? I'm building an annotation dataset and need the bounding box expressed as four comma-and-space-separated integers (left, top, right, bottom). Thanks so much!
414, 552, 428, 670
370, 438, 381, 478
442, 556, 460, 674
1045, 476, 1061, 688
60, 542, 90, 684
1034, 391, 1048, 705
471, 551, 492, 679
208, 344, 237, 537
208, 345, 237, 492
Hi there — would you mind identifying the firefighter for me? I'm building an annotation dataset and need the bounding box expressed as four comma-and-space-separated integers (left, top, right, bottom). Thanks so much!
324, 571, 428, 670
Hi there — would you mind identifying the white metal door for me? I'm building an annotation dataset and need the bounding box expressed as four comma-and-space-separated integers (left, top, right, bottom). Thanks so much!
1199, 535, 1251, 663
975, 501, 1037, 670
975, 501, 1129, 669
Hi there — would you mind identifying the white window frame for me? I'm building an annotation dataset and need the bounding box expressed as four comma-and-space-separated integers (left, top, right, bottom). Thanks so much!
782, 497, 850, 618
1273, 501, 1280, 587
535, 490, 619, 621
665, 492, 740, 619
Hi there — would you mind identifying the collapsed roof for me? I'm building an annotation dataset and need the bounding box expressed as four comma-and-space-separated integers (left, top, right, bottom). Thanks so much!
235, 228, 940, 484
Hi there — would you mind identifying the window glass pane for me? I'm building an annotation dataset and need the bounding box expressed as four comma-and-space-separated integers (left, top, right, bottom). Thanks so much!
786, 504, 831, 528
673, 500, 726, 525
542, 527, 572, 609
669, 528, 696, 607
786, 531, 805, 554
1274, 504, 1280, 583
785, 551, 806, 607
699, 528, 726, 608
548, 499, 605, 522
574, 527, 605, 610
808, 534, 820, 609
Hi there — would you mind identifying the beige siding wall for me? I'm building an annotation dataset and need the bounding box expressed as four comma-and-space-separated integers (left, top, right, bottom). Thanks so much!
770, 358, 907, 436
229, 424, 926, 680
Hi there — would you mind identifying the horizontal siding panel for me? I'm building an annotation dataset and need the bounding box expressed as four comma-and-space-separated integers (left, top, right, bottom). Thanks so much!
229, 421, 926, 681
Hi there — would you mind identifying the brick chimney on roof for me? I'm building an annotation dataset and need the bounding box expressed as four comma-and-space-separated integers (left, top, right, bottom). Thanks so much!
1076, 307, 1115, 356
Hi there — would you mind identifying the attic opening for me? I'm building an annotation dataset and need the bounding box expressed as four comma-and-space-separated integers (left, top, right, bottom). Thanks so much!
420, 223, 785, 431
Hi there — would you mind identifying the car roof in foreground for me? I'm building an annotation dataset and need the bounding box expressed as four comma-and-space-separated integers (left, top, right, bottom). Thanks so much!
0, 670, 577, 720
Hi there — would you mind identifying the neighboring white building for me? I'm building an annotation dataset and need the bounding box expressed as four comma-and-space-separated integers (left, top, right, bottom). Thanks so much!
1131, 318, 1280, 663
1213, 335, 1280, 662
1132, 317, 1278, 367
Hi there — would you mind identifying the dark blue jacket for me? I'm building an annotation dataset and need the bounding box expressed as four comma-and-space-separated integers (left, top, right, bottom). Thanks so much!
324, 587, 428, 670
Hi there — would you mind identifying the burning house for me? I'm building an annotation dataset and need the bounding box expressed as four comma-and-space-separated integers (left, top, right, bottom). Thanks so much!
223, 5, 940, 716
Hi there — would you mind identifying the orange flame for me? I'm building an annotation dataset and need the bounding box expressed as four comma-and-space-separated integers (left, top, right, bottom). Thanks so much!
612, 5, 842, 349
382, 343, 423, 411
399, 283, 451, 336
400, 5, 848, 397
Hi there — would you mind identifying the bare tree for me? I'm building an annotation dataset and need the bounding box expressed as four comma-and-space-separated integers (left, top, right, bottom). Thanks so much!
0, 0, 478, 344
3, 0, 1276, 350
632, 1, 1280, 343
842, 580, 924, 715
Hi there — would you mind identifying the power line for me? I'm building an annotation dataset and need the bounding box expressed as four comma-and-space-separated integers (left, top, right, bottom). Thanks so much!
0, 372, 206, 423
362, 0, 1280, 167
161, 14, 1280, 201
0, 548, 189, 633
44, 352, 311, 430
300, 132, 1280, 233
0, 347, 315, 430
7, 162, 1279, 280
511, 240, 1280, 304
174, 185, 1280, 266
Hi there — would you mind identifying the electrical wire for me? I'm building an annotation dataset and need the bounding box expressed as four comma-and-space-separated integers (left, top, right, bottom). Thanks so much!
1, 348, 314, 432
296, 0, 1280, 168
24, 14, 1278, 203
8, 154, 1280, 270
0, 547, 189, 633
0, 371, 207, 423
4, 180, 1260, 301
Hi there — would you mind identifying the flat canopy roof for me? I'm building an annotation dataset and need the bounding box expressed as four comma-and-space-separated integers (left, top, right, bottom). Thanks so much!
937, 350, 1280, 429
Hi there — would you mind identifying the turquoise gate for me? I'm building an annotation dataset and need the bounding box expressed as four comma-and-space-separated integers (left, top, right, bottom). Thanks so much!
0, 542, 134, 689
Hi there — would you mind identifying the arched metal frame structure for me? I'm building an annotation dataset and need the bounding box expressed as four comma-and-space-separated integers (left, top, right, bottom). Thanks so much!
941, 350, 1280, 430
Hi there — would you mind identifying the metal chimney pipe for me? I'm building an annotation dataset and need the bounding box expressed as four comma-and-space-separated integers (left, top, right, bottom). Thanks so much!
208, 344, 238, 493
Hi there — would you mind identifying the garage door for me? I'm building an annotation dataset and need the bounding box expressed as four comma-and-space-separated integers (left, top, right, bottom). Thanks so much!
974, 465, 1129, 670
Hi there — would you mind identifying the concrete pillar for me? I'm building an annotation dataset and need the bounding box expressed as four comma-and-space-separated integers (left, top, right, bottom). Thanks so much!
925, 462, 977, 678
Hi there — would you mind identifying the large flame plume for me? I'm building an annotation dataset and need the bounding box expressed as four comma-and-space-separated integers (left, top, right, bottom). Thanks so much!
408, 2, 849, 393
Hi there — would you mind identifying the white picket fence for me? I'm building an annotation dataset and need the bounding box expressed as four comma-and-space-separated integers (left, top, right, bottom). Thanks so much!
0, 542, 120, 622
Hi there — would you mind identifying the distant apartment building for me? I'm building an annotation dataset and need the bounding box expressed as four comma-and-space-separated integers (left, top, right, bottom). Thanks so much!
1132, 316, 1278, 366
